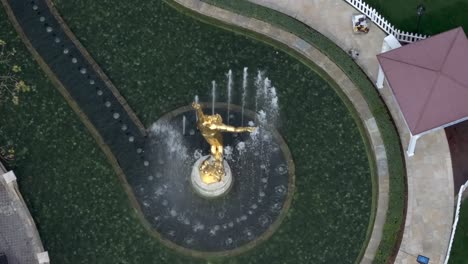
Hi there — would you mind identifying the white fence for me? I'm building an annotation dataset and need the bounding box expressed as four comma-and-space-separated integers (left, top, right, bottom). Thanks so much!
444, 180, 468, 264
344, 0, 427, 43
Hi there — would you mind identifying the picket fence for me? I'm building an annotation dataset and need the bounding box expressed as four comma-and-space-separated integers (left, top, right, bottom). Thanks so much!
344, 0, 427, 43
444, 180, 468, 264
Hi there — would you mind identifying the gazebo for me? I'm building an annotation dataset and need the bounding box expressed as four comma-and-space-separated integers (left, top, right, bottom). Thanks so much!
376, 27, 468, 156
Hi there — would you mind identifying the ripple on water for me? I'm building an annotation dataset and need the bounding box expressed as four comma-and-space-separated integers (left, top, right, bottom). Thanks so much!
192, 222, 204, 232
271, 202, 282, 212
259, 214, 271, 227
276, 164, 287, 175
184, 237, 194, 245
275, 185, 287, 195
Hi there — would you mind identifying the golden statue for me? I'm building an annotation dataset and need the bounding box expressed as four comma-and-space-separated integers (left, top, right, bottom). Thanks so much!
192, 102, 256, 184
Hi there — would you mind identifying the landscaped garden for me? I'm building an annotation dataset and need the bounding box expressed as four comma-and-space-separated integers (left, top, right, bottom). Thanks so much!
195, 1, 406, 263
0, 0, 411, 263
450, 201, 468, 264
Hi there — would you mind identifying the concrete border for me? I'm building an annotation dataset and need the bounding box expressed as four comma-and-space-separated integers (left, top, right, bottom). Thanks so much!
166, 0, 390, 263
235, 1, 454, 263
0, 165, 50, 264
1, 0, 389, 261
1, 0, 294, 258
147, 102, 297, 257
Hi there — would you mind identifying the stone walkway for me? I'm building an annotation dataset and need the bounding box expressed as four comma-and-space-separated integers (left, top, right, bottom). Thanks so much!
175, 0, 455, 263
249, 0, 384, 81
247, 1, 455, 263
248, 1, 454, 263
1, 0, 158, 251
171, 0, 390, 262
3, 0, 387, 260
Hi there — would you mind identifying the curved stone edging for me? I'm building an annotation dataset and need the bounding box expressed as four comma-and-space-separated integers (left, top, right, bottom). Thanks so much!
1, 0, 296, 258
144, 103, 296, 257
0, 0, 159, 257
168, 0, 389, 263
2, 0, 296, 259
1, 0, 388, 261
230, 1, 454, 263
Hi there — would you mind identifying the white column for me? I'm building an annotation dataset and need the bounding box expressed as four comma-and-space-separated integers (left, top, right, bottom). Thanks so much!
376, 64, 385, 89
2, 171, 16, 184
407, 134, 421, 157
376, 35, 401, 89
37, 251, 50, 264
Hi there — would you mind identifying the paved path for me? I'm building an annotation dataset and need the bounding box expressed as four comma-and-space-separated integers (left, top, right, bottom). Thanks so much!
247, 1, 455, 263
171, 0, 390, 262
175, 0, 455, 263
3, 0, 386, 260
4, 0, 455, 262
249, 0, 384, 81
1, 0, 151, 195
1, 0, 158, 250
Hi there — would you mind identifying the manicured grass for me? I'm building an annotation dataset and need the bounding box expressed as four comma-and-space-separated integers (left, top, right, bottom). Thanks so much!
195, 1, 406, 263
2, 0, 374, 263
0, 7, 198, 264
53, 0, 374, 262
364, 0, 468, 35
449, 201, 468, 264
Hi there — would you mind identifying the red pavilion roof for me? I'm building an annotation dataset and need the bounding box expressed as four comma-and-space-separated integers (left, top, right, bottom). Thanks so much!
377, 27, 468, 135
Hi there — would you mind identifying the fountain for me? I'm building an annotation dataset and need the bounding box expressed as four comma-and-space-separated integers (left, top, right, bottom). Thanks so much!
140, 68, 294, 257
242, 67, 248, 126
182, 115, 186, 136
211, 80, 216, 115
226, 69, 233, 125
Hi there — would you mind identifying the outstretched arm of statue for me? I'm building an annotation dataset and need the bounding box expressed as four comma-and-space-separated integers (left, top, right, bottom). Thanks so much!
210, 124, 256, 133
192, 102, 205, 119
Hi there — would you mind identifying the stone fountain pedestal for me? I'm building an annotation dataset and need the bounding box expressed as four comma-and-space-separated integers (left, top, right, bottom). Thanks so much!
191, 155, 233, 198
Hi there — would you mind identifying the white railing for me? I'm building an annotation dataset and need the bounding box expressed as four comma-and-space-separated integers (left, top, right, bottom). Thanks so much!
344, 0, 428, 43
444, 179, 468, 264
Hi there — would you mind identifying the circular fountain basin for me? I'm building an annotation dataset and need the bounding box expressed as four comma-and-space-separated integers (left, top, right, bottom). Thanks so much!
191, 155, 233, 198
138, 104, 294, 257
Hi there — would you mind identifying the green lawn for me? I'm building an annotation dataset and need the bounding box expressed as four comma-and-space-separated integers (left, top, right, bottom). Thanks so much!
197, 1, 406, 263
0, 6, 198, 264
364, 0, 468, 35
450, 200, 468, 264
1, 0, 375, 263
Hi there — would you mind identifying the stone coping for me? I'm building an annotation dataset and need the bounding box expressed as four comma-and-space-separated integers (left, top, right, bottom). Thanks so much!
240, 1, 454, 263
0, 167, 49, 264
1, 0, 388, 261
168, 0, 390, 263
147, 102, 296, 257
191, 155, 233, 198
